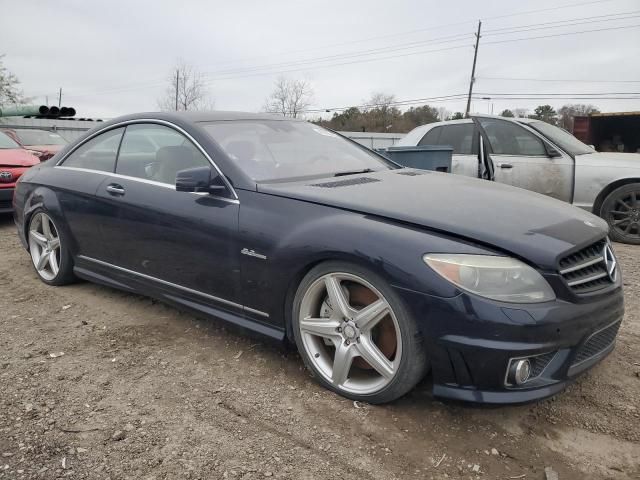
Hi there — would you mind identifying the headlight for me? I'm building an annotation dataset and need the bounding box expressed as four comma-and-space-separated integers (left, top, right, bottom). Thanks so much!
423, 254, 555, 303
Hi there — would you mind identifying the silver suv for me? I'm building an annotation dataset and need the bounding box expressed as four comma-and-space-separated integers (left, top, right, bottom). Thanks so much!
399, 115, 640, 244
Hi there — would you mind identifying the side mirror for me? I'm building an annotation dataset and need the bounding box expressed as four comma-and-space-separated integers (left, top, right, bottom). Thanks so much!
176, 166, 211, 192
176, 166, 229, 195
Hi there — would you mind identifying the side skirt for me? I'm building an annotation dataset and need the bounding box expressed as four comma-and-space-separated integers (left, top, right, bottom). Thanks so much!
73, 264, 285, 342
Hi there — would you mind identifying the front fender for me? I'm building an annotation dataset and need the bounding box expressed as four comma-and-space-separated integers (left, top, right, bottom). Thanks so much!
238, 190, 497, 329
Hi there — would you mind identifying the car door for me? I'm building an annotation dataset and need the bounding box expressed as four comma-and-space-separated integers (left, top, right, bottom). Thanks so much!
418, 123, 479, 177
53, 126, 125, 260
473, 117, 573, 202
93, 122, 242, 308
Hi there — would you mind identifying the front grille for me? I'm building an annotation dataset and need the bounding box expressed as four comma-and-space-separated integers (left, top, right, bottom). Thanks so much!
558, 238, 616, 294
0, 200, 11, 210
572, 321, 621, 366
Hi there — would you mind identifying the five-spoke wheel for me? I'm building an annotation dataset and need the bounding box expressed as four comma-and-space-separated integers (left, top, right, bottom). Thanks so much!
602, 183, 640, 245
28, 212, 62, 281
27, 210, 75, 285
293, 262, 427, 403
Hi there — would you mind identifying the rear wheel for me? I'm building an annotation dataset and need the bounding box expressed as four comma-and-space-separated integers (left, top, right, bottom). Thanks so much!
292, 261, 428, 404
600, 183, 640, 245
28, 210, 76, 285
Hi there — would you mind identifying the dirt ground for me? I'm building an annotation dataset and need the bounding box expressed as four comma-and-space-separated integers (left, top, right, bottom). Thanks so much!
0, 215, 638, 480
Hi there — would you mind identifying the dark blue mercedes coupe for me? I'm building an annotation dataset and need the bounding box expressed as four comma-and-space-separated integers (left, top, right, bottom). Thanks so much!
12, 112, 624, 404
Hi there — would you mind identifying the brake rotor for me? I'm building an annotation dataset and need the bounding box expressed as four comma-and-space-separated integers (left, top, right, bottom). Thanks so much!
347, 283, 397, 370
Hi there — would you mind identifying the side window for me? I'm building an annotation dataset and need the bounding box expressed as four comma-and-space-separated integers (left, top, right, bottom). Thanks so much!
116, 124, 210, 185
62, 127, 124, 172
437, 124, 475, 154
478, 118, 546, 156
418, 126, 442, 146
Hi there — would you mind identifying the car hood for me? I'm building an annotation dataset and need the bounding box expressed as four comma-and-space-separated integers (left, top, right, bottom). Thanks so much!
577, 151, 640, 169
0, 148, 40, 167
257, 169, 609, 270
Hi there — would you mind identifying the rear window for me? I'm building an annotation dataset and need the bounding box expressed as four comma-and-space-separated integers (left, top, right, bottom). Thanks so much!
15, 129, 68, 146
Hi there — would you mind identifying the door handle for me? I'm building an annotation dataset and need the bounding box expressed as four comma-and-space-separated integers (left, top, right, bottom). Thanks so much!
498, 163, 513, 169
106, 184, 125, 195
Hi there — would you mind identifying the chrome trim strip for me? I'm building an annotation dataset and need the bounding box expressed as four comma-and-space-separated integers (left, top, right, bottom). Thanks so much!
566, 271, 608, 287
55, 166, 239, 204
54, 118, 239, 200
78, 255, 269, 318
244, 306, 270, 318
559, 255, 604, 275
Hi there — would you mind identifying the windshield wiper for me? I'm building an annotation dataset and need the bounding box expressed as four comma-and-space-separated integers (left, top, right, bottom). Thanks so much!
333, 168, 374, 177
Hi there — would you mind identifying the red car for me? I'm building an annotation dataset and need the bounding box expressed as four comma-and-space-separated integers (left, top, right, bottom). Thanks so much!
0, 131, 40, 214
1, 128, 67, 161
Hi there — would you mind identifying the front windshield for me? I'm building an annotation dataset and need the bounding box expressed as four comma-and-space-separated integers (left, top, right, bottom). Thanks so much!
0, 131, 20, 149
15, 129, 68, 146
201, 120, 393, 181
526, 120, 595, 156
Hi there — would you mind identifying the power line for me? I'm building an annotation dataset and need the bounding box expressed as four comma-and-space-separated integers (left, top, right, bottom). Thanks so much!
483, 12, 640, 37
483, 23, 640, 46
483, 9, 640, 33
477, 77, 640, 83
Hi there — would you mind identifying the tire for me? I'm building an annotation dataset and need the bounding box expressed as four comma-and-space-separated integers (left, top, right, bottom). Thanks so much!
27, 209, 76, 285
600, 183, 640, 245
292, 261, 428, 404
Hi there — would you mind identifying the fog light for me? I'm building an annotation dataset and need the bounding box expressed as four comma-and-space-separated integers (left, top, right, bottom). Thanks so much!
507, 358, 532, 386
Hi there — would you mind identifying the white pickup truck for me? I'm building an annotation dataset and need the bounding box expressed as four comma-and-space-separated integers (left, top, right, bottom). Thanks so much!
398, 115, 640, 244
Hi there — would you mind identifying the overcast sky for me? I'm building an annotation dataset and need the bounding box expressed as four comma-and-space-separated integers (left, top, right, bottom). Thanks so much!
2, 0, 639, 120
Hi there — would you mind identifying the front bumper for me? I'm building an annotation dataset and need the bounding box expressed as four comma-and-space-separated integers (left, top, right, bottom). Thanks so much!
0, 187, 14, 214
395, 282, 624, 404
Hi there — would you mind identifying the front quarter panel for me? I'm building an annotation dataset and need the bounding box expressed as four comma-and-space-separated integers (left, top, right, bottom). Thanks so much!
237, 189, 498, 329
574, 153, 640, 211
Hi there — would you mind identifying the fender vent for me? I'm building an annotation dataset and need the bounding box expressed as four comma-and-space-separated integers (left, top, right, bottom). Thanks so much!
311, 177, 380, 188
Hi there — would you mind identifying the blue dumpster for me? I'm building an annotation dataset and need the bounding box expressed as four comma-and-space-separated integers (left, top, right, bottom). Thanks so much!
376, 145, 453, 172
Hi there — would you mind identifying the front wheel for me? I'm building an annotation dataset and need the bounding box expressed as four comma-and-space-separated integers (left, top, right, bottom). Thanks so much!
292, 261, 428, 404
27, 210, 76, 285
600, 183, 640, 245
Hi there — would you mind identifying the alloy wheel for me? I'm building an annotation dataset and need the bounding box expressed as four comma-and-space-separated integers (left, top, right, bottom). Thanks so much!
608, 190, 640, 241
28, 212, 62, 281
298, 272, 402, 395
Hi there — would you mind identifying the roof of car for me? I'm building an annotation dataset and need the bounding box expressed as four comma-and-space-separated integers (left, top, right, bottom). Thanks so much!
127, 111, 296, 123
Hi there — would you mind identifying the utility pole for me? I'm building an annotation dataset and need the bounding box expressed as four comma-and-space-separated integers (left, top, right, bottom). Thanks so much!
465, 20, 482, 118
58, 88, 62, 108
175, 69, 179, 111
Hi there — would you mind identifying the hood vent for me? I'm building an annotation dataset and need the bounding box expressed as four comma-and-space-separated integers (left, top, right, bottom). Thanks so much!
311, 177, 380, 188
396, 170, 426, 176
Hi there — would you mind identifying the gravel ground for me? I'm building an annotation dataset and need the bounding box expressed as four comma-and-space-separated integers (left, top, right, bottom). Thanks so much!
1, 215, 639, 480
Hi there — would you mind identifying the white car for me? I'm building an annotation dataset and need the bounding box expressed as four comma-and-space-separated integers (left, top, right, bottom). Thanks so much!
399, 115, 640, 244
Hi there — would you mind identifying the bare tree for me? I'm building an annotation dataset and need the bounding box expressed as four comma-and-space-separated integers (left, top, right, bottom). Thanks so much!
513, 108, 529, 118
558, 104, 599, 130
263, 76, 314, 118
0, 54, 25, 105
365, 92, 396, 112
157, 60, 213, 112
437, 107, 451, 121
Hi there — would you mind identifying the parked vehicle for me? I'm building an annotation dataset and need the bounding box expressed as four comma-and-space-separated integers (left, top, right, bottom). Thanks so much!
0, 131, 40, 214
1, 128, 68, 161
399, 116, 640, 244
13, 112, 624, 404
